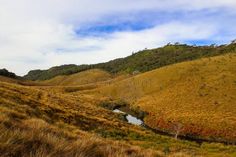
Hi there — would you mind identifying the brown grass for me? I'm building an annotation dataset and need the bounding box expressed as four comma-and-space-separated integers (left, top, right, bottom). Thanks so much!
1, 54, 236, 156
42, 69, 112, 86
0, 116, 160, 157
93, 53, 236, 141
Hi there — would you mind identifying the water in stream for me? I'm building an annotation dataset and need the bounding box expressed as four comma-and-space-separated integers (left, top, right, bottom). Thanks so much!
113, 109, 143, 125
112, 109, 232, 145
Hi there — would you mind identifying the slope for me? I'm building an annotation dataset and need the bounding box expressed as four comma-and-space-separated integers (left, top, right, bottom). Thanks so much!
0, 81, 161, 156
93, 53, 236, 143
0, 68, 18, 79
42, 69, 112, 86
1, 79, 236, 156
0, 75, 46, 86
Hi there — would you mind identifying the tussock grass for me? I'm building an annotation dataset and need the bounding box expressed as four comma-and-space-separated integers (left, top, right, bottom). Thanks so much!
0, 117, 159, 157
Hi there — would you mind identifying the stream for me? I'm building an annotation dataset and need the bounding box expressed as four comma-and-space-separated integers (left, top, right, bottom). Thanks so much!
112, 108, 235, 145
113, 109, 143, 125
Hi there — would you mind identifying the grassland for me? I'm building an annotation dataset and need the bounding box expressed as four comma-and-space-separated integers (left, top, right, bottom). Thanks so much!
0, 116, 161, 157
0, 81, 160, 157
91, 53, 236, 143
1, 75, 236, 156
1, 52, 236, 156
42, 69, 112, 86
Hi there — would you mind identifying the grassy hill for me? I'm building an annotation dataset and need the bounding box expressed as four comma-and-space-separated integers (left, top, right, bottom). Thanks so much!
43, 69, 112, 86
0, 81, 160, 157
2, 43, 236, 156
24, 43, 236, 81
0, 75, 46, 86
24, 64, 91, 81
92, 53, 236, 143
0, 75, 20, 84
0, 68, 18, 79
1, 76, 236, 156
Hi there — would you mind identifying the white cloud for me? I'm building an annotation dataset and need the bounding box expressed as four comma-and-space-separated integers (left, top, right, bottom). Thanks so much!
0, 0, 235, 75
34, 22, 216, 68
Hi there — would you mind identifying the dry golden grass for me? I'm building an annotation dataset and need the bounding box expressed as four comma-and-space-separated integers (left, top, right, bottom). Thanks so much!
0, 116, 160, 157
42, 69, 112, 86
1, 54, 236, 156
94, 53, 236, 141
0, 81, 162, 157
0, 81, 142, 134
0, 75, 46, 86
0, 76, 20, 84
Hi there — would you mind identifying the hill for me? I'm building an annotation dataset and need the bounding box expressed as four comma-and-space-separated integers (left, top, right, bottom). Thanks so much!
0, 68, 18, 79
1, 76, 236, 156
0, 75, 20, 84
43, 69, 112, 86
24, 64, 91, 81
24, 43, 236, 81
0, 74, 45, 86
0, 81, 162, 157
92, 53, 236, 143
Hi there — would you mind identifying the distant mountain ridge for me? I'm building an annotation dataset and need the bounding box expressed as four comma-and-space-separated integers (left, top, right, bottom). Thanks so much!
24, 43, 236, 81
0, 68, 18, 79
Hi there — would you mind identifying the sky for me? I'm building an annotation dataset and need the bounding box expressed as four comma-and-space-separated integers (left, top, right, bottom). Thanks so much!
0, 0, 236, 75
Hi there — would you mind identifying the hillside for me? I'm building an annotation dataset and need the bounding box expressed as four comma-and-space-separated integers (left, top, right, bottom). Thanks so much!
0, 81, 162, 157
24, 64, 91, 81
43, 69, 112, 86
24, 43, 236, 81
1, 76, 236, 156
0, 68, 18, 79
0, 76, 20, 84
2, 43, 236, 156
0, 74, 46, 86
92, 53, 236, 143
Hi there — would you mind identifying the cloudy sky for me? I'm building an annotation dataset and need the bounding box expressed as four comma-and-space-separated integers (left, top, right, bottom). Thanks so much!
1, 0, 236, 75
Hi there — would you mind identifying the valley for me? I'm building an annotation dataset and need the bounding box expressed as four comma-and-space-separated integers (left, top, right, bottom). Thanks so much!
1, 44, 236, 157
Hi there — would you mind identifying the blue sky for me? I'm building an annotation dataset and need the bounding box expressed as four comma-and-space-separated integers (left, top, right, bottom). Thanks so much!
0, 0, 236, 75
